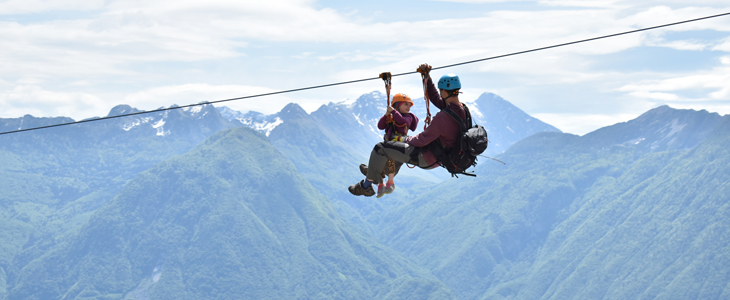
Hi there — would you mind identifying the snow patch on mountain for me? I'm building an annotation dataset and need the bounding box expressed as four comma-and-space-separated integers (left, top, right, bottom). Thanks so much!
470, 105, 484, 119
123, 117, 153, 131
259, 117, 282, 136
353, 113, 365, 126
184, 105, 203, 114
217, 106, 285, 135
153, 119, 167, 136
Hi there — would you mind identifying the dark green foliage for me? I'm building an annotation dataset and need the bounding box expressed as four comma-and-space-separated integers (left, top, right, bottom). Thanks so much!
7, 127, 452, 300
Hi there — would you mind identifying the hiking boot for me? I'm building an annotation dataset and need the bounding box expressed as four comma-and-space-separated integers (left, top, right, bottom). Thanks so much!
348, 180, 375, 197
376, 183, 386, 198
384, 182, 395, 194
359, 163, 368, 176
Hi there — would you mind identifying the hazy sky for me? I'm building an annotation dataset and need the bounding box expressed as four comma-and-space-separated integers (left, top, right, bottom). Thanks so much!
1, 0, 729, 134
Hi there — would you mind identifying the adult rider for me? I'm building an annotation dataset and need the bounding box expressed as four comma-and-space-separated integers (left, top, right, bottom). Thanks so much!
349, 63, 467, 196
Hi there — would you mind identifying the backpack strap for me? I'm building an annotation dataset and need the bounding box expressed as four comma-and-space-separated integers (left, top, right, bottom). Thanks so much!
421, 104, 473, 170
464, 104, 473, 128
442, 104, 472, 133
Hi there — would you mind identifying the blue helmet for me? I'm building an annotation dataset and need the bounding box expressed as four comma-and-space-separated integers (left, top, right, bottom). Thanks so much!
438, 74, 461, 90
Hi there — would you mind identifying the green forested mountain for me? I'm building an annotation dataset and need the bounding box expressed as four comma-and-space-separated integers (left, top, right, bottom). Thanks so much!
6, 127, 453, 300
370, 106, 730, 299
486, 112, 730, 300
3, 98, 728, 300
0, 105, 238, 300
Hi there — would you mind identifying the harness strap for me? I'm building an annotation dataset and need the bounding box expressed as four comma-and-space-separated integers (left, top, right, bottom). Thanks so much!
421, 74, 432, 130
417, 66, 432, 130
442, 104, 472, 133
379, 72, 393, 124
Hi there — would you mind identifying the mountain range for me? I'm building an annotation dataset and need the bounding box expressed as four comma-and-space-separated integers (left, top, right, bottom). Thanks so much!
1, 91, 727, 299
7, 127, 452, 300
373, 105, 730, 299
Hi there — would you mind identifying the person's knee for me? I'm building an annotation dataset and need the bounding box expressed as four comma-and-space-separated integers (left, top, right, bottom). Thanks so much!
383, 141, 408, 155
373, 142, 386, 155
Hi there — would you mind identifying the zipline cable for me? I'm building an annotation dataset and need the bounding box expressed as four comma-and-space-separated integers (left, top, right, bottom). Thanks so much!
1, 11, 729, 137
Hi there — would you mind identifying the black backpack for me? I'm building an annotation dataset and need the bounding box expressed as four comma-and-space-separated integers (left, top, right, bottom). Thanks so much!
438, 105, 489, 177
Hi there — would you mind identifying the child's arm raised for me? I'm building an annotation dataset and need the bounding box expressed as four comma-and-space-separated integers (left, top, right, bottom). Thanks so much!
377, 106, 395, 130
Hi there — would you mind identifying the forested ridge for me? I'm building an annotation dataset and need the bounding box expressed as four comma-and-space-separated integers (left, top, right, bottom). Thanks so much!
1, 96, 727, 299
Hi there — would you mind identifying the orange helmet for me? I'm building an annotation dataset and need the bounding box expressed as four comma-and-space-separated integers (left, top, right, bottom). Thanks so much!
392, 93, 413, 108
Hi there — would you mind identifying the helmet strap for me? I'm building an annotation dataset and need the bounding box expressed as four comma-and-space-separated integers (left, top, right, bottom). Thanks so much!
442, 90, 460, 102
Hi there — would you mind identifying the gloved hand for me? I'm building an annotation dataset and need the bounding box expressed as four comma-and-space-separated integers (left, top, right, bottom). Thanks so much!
417, 63, 431, 75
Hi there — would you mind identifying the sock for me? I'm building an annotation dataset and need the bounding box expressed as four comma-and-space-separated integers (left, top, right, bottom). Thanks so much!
361, 179, 373, 189
387, 180, 394, 186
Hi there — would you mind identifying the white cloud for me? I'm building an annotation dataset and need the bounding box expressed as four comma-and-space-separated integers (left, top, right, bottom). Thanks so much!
538, 0, 625, 8
617, 64, 730, 101
627, 91, 680, 101
646, 39, 712, 51
533, 112, 644, 135
0, 1, 724, 83
0, 0, 105, 14
428, 0, 527, 3
1, 0, 729, 122
712, 38, 730, 52
123, 83, 304, 115
0, 85, 106, 119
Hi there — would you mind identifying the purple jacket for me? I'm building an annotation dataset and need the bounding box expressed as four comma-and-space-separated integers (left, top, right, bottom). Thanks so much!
404, 77, 466, 167
378, 110, 418, 140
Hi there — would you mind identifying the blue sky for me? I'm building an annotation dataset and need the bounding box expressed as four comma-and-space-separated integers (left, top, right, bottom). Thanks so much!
0, 0, 729, 135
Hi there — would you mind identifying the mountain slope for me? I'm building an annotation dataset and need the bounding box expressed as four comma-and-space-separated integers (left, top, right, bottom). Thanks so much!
266, 103, 382, 234
494, 113, 730, 300
374, 106, 729, 299
7, 127, 453, 300
0, 104, 239, 299
582, 104, 724, 152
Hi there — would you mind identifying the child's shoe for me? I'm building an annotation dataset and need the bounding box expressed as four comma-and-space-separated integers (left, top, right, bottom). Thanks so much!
384, 181, 395, 194
376, 183, 386, 198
